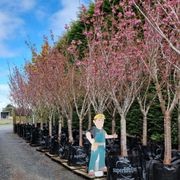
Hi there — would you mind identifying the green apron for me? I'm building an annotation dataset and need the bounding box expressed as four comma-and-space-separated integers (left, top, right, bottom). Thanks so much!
88, 127, 106, 172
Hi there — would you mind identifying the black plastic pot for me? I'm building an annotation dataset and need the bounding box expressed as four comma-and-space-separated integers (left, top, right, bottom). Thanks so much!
17, 124, 23, 137
172, 149, 180, 162
83, 137, 91, 155
141, 143, 163, 161
30, 127, 42, 145
60, 132, 68, 146
24, 124, 31, 141
152, 161, 180, 180
49, 136, 59, 155
106, 139, 120, 155
42, 135, 50, 149
13, 124, 17, 133
107, 155, 142, 180
68, 145, 88, 166
59, 144, 70, 159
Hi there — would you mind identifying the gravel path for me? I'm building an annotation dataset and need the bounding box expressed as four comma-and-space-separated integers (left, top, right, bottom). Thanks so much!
0, 124, 85, 180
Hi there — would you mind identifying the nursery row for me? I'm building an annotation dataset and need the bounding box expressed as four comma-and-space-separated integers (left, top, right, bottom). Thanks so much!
10, 1, 179, 179
14, 123, 180, 180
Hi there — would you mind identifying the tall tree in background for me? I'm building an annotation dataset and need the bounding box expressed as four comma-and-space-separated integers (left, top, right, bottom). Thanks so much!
80, 0, 145, 156
141, 18, 179, 164
134, 0, 180, 63
66, 39, 91, 145
43, 46, 68, 139
137, 76, 157, 146
25, 39, 57, 133
9, 67, 30, 121
71, 65, 90, 146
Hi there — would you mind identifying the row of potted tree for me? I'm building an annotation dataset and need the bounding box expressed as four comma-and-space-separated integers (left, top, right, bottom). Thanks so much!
10, 0, 179, 179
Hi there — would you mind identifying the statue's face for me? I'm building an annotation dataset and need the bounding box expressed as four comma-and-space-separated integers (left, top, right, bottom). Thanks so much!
94, 119, 104, 129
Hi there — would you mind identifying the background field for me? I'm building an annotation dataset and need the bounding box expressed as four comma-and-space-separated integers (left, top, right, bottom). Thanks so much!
0, 118, 13, 125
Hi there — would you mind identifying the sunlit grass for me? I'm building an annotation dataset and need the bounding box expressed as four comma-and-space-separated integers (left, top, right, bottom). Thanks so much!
0, 118, 13, 125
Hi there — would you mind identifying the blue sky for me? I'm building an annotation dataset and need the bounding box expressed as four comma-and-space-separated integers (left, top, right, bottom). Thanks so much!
0, 0, 93, 111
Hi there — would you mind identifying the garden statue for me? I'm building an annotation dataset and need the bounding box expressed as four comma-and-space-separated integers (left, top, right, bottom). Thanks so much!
86, 113, 118, 177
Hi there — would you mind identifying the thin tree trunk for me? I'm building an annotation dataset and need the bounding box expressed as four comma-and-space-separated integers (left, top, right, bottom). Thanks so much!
62, 116, 64, 127
112, 108, 116, 134
32, 113, 35, 124
49, 113, 53, 137
112, 116, 116, 134
163, 111, 172, 165
120, 113, 128, 156
40, 112, 43, 130
13, 113, 16, 133
142, 114, 148, 146
67, 119, 73, 143
52, 113, 55, 127
49, 119, 52, 137
40, 122, 43, 130
178, 100, 180, 151
88, 107, 92, 129
58, 117, 62, 141
79, 118, 83, 146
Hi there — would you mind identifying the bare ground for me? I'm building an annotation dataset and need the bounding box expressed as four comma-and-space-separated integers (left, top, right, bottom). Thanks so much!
0, 124, 85, 180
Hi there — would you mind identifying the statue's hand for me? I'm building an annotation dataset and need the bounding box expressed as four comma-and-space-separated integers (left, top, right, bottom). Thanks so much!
91, 142, 98, 151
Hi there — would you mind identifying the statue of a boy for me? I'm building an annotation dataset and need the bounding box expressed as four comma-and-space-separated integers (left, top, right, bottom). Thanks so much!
86, 114, 117, 177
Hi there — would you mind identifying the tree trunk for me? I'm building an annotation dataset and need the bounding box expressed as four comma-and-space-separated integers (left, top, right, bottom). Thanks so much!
13, 113, 16, 133
163, 111, 172, 165
52, 113, 55, 127
178, 100, 180, 151
112, 116, 116, 134
58, 117, 62, 141
88, 107, 92, 129
67, 119, 73, 143
142, 114, 148, 146
32, 113, 35, 124
40, 122, 43, 130
111, 108, 116, 134
62, 116, 64, 127
120, 113, 128, 156
79, 118, 83, 146
49, 119, 52, 137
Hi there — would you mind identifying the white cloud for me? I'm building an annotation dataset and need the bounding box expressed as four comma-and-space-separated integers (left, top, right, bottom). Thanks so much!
0, 12, 24, 41
0, 84, 10, 111
0, 0, 36, 58
0, 44, 19, 58
49, 0, 94, 39
0, 0, 36, 13
35, 8, 48, 21
0, 11, 25, 57
19, 0, 36, 11
49, 0, 84, 38
0, 84, 9, 91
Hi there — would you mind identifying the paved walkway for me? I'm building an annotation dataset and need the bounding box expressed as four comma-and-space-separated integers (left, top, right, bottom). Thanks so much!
0, 124, 84, 180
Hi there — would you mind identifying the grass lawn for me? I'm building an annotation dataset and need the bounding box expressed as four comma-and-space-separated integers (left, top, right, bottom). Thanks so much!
0, 118, 13, 125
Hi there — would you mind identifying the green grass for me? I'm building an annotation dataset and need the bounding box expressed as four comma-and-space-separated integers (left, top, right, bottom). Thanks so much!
0, 119, 13, 125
